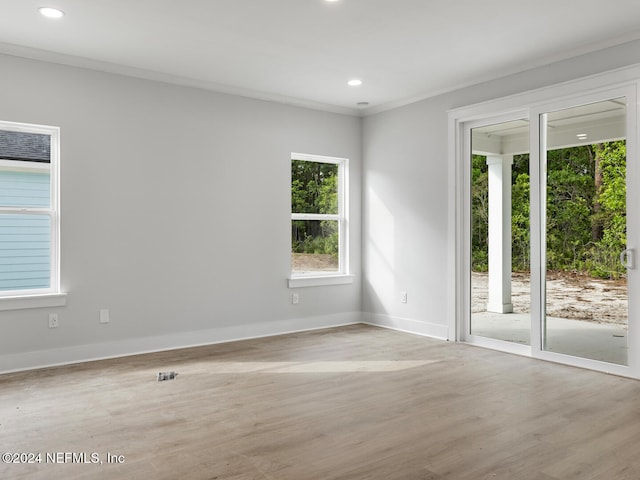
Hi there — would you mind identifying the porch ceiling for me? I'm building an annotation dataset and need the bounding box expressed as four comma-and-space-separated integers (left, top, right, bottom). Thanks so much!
472, 98, 626, 155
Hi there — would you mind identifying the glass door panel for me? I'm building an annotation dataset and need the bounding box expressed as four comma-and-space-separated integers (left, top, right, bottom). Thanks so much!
542, 98, 628, 365
470, 119, 531, 345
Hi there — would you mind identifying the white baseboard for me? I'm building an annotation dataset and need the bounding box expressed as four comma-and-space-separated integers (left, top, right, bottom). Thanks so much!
362, 312, 449, 340
0, 311, 362, 374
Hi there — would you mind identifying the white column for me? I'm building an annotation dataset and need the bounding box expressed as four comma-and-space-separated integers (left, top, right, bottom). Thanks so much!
486, 155, 513, 314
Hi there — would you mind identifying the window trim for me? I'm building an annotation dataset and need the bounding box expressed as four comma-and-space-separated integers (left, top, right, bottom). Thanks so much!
289, 152, 352, 288
0, 120, 65, 308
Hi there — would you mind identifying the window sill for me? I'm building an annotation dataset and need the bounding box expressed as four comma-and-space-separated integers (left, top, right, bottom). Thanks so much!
288, 274, 354, 288
0, 293, 67, 311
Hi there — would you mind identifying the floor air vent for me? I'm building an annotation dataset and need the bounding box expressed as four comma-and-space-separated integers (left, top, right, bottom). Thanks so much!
157, 371, 178, 381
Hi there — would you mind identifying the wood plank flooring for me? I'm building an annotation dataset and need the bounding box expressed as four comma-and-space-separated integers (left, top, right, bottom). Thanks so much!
2, 324, 640, 479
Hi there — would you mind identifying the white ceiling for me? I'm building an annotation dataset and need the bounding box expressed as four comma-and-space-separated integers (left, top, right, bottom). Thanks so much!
2, 0, 640, 116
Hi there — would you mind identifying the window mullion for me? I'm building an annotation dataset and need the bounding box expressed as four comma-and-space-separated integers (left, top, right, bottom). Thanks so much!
291, 213, 340, 221
0, 208, 54, 215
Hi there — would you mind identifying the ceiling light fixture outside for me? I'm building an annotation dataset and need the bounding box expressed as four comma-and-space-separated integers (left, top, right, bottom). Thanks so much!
39, 7, 65, 19
348, 79, 362, 86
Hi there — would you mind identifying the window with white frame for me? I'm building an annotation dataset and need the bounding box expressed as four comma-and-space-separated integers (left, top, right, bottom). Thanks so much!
0, 121, 60, 298
291, 153, 349, 279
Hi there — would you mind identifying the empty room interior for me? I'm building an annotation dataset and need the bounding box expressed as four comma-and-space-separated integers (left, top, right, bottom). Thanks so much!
3, 1, 640, 479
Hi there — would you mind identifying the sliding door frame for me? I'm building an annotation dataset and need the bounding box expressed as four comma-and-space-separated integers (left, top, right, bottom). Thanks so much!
530, 85, 639, 376
460, 111, 531, 357
449, 66, 640, 378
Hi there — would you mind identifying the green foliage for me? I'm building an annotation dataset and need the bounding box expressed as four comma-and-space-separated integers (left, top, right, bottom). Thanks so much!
471, 247, 488, 272
471, 155, 489, 271
471, 141, 627, 279
291, 160, 339, 257
587, 141, 627, 279
511, 169, 530, 271
292, 220, 338, 257
291, 160, 338, 214
545, 147, 595, 271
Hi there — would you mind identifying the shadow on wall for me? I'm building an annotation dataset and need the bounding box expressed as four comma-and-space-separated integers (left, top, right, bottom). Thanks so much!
363, 187, 395, 314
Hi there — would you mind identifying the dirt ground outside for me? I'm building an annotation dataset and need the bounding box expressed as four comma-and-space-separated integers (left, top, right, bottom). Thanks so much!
472, 271, 628, 325
292, 253, 338, 272
291, 254, 628, 326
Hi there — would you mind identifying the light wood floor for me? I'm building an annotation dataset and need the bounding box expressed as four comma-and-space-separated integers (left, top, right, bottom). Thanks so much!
2, 324, 640, 480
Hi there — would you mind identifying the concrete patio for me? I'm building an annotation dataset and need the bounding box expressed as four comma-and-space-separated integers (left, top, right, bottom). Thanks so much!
472, 311, 628, 365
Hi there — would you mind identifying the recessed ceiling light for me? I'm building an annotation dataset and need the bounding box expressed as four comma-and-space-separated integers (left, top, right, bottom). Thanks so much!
357, 102, 369, 107
39, 7, 65, 19
347, 79, 363, 87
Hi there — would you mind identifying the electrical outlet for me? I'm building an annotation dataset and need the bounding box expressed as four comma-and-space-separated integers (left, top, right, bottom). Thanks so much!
99, 309, 110, 324
48, 313, 59, 328
291, 292, 299, 305
400, 291, 408, 304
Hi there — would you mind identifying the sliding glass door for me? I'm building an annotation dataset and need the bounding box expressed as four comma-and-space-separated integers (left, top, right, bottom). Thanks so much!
540, 97, 631, 366
462, 86, 638, 376
469, 119, 531, 347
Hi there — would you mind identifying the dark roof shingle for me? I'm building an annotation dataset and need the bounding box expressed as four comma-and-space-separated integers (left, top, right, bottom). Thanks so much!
0, 130, 50, 163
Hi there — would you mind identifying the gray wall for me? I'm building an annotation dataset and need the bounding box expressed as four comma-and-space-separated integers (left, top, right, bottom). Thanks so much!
4, 36, 640, 372
362, 39, 640, 337
0, 54, 362, 371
